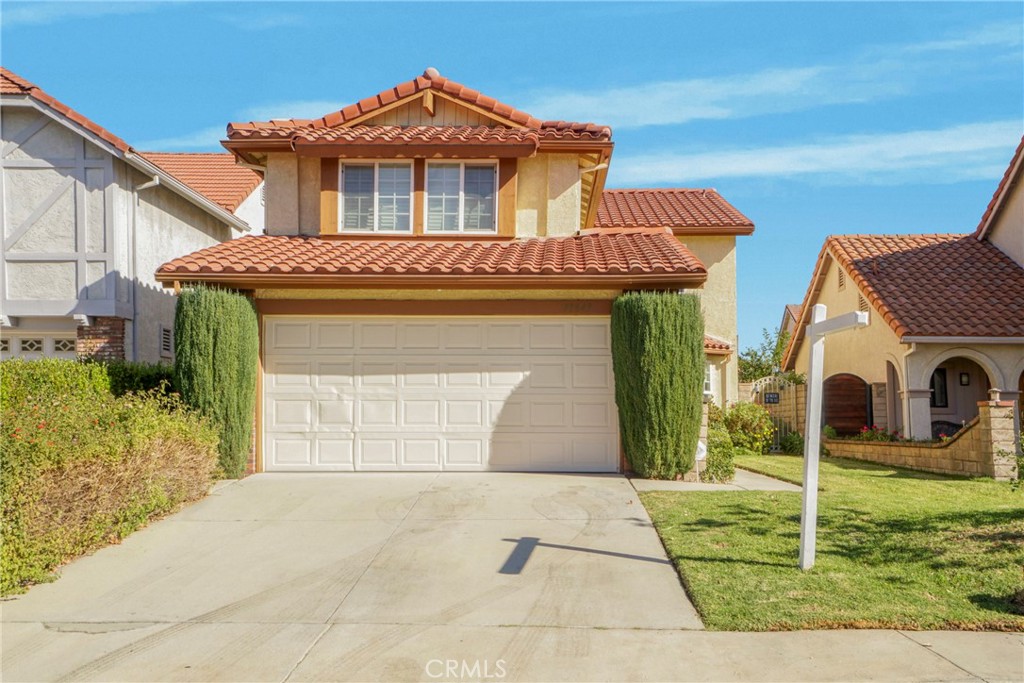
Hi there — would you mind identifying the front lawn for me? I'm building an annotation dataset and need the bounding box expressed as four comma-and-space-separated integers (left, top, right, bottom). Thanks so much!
640, 454, 1024, 631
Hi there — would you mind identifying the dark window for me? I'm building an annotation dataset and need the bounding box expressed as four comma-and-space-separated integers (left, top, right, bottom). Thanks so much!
930, 368, 948, 408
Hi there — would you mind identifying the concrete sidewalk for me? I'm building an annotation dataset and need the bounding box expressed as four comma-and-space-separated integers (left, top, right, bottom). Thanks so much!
630, 467, 802, 492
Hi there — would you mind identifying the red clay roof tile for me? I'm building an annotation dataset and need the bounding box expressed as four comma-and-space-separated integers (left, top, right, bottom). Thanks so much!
703, 336, 732, 353
596, 189, 754, 233
226, 68, 611, 143
137, 152, 262, 213
157, 231, 706, 284
826, 234, 1024, 338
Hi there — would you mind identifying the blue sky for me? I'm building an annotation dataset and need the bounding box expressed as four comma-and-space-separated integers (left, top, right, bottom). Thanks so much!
3, 1, 1022, 349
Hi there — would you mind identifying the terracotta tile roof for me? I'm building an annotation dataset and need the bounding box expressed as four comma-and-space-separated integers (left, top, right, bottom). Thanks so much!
156, 230, 706, 287
783, 234, 1024, 368
703, 336, 732, 354
1, 66, 130, 153
291, 124, 609, 146
226, 68, 611, 143
596, 189, 754, 234
138, 152, 262, 213
975, 135, 1024, 240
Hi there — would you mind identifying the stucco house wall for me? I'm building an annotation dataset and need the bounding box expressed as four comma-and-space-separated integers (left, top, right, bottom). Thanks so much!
1, 91, 240, 363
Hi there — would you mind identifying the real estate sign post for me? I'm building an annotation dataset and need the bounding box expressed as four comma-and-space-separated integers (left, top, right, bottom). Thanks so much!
799, 304, 868, 570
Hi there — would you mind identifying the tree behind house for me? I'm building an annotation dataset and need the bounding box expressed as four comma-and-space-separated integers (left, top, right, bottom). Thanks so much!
174, 286, 258, 478
739, 328, 790, 382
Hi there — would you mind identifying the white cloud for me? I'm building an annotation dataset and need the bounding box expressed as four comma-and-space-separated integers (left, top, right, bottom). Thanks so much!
215, 12, 307, 31
135, 126, 226, 152
611, 121, 1023, 185
240, 100, 342, 121
2, 2, 155, 28
514, 23, 1022, 129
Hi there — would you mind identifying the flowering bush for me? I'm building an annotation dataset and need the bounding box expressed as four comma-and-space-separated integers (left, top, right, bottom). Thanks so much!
721, 402, 775, 454
1, 359, 218, 595
851, 425, 905, 442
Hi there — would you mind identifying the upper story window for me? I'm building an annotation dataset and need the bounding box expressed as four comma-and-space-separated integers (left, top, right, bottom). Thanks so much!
340, 162, 413, 233
426, 162, 497, 233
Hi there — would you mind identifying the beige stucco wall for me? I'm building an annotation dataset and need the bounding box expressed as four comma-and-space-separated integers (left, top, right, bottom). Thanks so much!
256, 288, 620, 301
265, 153, 299, 235
680, 235, 739, 405
515, 154, 581, 238
791, 257, 907, 385
986, 178, 1024, 266
129, 162, 233, 362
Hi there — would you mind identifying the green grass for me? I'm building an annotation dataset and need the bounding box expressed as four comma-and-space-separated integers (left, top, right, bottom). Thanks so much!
640, 454, 1024, 631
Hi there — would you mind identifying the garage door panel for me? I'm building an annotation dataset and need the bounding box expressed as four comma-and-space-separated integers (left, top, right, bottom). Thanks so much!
270, 322, 312, 350
264, 316, 618, 472
270, 437, 313, 467
317, 439, 354, 467
316, 323, 355, 349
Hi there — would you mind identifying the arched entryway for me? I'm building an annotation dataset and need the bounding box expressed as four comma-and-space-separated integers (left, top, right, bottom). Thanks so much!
885, 361, 904, 435
926, 357, 990, 439
823, 373, 871, 436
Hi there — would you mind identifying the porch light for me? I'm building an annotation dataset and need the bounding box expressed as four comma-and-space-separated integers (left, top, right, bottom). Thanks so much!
960, 373, 970, 386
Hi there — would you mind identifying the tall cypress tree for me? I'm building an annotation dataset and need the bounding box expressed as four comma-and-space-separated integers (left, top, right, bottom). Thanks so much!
611, 291, 705, 478
174, 285, 258, 478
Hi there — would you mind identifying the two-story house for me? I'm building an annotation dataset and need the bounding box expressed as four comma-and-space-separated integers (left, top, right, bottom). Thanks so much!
0, 67, 263, 363
156, 68, 754, 473
782, 137, 1024, 442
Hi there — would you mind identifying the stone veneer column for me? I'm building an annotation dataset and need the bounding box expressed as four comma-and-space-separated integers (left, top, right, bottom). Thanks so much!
75, 317, 125, 361
977, 400, 1019, 481
902, 388, 933, 440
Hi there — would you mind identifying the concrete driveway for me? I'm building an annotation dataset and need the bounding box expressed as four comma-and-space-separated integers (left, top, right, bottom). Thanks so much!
1, 473, 700, 681
2, 473, 1021, 683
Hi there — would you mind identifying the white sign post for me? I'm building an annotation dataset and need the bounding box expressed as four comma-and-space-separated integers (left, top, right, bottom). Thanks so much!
799, 303, 869, 570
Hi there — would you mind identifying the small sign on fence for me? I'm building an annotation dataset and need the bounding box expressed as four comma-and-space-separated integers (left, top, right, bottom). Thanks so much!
764, 392, 780, 404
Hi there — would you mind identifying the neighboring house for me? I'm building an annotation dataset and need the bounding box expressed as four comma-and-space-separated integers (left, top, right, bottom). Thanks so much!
0, 68, 263, 363
782, 137, 1024, 441
156, 68, 754, 473
779, 304, 801, 339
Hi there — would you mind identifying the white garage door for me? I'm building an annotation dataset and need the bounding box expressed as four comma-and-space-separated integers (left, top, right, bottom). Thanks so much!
263, 316, 619, 472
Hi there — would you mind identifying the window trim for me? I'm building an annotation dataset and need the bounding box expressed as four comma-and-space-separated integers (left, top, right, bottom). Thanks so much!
338, 161, 414, 234
423, 160, 499, 234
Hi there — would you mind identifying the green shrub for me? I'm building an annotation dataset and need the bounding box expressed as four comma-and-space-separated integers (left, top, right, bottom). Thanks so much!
702, 426, 735, 483
707, 402, 725, 429
823, 425, 838, 440
779, 431, 805, 455
722, 402, 775, 454
174, 285, 258, 478
611, 291, 705, 479
0, 358, 110, 412
1, 368, 218, 595
104, 360, 175, 396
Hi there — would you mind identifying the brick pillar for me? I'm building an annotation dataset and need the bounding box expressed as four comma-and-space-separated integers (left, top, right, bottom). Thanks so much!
76, 317, 125, 361
977, 400, 1019, 481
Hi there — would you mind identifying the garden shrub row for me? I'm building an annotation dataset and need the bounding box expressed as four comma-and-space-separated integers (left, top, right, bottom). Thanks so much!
701, 400, 776, 482
611, 291, 705, 479
0, 359, 218, 595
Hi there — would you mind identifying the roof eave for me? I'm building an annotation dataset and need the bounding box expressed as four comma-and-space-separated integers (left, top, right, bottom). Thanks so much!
155, 271, 708, 290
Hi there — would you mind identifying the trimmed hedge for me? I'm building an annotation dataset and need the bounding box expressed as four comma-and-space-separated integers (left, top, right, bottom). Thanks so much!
0, 359, 218, 595
104, 360, 175, 396
611, 291, 705, 479
0, 358, 110, 412
174, 285, 258, 478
